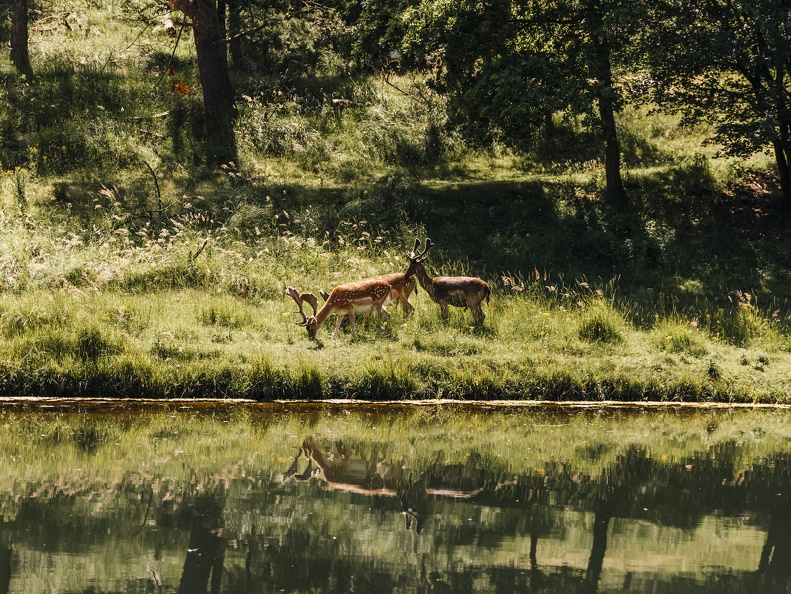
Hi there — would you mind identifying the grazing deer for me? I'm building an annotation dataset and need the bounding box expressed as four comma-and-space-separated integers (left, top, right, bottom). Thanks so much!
286, 279, 391, 340
405, 238, 490, 324
317, 238, 421, 327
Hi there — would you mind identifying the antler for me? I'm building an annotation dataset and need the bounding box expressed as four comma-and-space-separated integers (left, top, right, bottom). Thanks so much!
418, 237, 433, 262
286, 286, 317, 326
407, 238, 421, 259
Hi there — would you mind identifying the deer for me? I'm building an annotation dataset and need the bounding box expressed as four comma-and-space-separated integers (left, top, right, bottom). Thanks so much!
405, 237, 490, 324
286, 278, 391, 340
316, 238, 422, 328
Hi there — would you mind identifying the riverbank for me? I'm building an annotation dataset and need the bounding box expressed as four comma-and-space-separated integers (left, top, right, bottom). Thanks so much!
0, 283, 789, 403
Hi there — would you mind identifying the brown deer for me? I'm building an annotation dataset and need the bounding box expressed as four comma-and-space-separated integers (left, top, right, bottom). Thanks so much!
405, 238, 490, 324
286, 279, 391, 340
317, 238, 421, 327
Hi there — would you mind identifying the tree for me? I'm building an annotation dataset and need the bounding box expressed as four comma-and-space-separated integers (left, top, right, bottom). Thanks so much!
168, 0, 237, 164
10, 0, 32, 77
401, 0, 647, 207
645, 1, 791, 209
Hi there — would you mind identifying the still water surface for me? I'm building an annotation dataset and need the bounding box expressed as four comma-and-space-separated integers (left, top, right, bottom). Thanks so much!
0, 401, 790, 593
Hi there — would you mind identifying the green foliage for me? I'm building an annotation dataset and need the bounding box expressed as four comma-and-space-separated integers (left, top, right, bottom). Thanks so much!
643, 0, 791, 190
0, 0, 788, 402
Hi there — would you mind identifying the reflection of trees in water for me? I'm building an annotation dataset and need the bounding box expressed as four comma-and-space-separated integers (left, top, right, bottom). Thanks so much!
0, 534, 9, 594
178, 491, 226, 594
3, 432, 791, 593
273, 437, 791, 593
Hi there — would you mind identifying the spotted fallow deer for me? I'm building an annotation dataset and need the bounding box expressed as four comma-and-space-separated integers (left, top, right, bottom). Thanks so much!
405, 238, 490, 324
317, 239, 421, 327
286, 279, 391, 340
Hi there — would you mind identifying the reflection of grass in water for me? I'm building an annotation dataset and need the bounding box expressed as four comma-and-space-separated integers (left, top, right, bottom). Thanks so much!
1, 407, 790, 488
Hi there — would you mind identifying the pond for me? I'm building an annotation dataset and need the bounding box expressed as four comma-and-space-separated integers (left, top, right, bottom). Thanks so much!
0, 400, 790, 593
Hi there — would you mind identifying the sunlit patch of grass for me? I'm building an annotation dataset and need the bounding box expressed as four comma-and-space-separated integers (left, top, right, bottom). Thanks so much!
713, 305, 771, 348
652, 317, 708, 357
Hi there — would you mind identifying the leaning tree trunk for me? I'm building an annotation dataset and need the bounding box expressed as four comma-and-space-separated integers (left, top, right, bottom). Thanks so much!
776, 114, 791, 209
599, 95, 626, 207
10, 0, 32, 77
168, 0, 237, 164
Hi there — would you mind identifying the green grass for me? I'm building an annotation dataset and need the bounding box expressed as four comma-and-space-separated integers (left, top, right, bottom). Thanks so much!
0, 1, 789, 402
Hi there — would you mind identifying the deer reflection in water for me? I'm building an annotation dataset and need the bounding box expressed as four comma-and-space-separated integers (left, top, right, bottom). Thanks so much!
279, 436, 484, 532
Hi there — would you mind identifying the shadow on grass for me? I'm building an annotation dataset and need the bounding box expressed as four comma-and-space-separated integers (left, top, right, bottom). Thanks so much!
36, 147, 791, 328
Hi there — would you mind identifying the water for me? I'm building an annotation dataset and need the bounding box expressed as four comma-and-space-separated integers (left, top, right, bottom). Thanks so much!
0, 401, 790, 593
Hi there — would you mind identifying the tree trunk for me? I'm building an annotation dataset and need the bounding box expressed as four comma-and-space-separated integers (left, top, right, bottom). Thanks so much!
599, 97, 626, 207
587, 3, 627, 208
582, 499, 615, 594
10, 0, 32, 77
773, 140, 791, 205
178, 514, 224, 594
0, 544, 11, 594
168, 0, 237, 164
775, 115, 791, 209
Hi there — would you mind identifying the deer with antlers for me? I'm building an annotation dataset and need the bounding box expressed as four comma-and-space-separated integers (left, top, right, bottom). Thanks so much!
316, 238, 421, 328
405, 237, 490, 324
286, 278, 391, 340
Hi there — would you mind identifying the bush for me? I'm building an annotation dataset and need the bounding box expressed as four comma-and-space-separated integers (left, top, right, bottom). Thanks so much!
77, 326, 112, 363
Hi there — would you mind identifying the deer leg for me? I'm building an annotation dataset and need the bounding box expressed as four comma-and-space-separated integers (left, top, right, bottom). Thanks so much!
471, 302, 484, 325
402, 297, 414, 317
332, 315, 345, 339
472, 296, 486, 324
295, 459, 314, 481
440, 302, 449, 322
279, 451, 303, 482
346, 305, 358, 339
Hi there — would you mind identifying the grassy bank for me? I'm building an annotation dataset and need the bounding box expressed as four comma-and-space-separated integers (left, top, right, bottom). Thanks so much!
0, 2, 789, 402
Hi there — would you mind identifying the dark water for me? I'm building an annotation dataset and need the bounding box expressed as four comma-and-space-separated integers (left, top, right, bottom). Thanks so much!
0, 403, 790, 593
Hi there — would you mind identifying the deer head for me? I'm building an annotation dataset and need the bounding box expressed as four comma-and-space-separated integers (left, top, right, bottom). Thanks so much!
286, 286, 320, 338
405, 237, 432, 278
